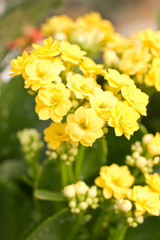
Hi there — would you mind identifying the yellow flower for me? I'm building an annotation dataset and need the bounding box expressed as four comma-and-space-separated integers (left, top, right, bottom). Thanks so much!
95, 164, 134, 200
145, 173, 160, 195
147, 132, 160, 156
65, 106, 104, 146
105, 69, 134, 89
44, 122, 71, 149
41, 15, 73, 37
89, 87, 118, 121
67, 73, 98, 99
145, 58, 160, 91
24, 58, 65, 91
119, 46, 151, 76
108, 101, 140, 139
121, 84, 149, 116
35, 83, 72, 122
128, 186, 160, 216
60, 41, 86, 64
10, 51, 32, 77
31, 36, 60, 58
79, 57, 104, 76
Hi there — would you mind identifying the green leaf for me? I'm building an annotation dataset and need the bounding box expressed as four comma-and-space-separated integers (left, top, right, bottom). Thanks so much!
34, 189, 65, 202
0, 159, 26, 180
34, 159, 64, 217
0, 179, 39, 240
0, 77, 48, 161
24, 209, 83, 240
77, 138, 108, 181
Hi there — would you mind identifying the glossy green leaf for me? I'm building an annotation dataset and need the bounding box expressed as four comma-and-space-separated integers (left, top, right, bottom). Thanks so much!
77, 138, 108, 181
34, 189, 65, 202
25, 209, 82, 240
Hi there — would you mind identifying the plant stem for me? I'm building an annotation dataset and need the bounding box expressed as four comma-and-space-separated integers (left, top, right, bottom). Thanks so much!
67, 164, 75, 183
75, 145, 86, 181
108, 224, 128, 240
60, 161, 68, 187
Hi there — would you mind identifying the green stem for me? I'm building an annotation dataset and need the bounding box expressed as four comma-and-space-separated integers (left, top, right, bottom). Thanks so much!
60, 161, 68, 187
108, 224, 128, 240
67, 212, 83, 240
67, 164, 75, 184
75, 145, 86, 181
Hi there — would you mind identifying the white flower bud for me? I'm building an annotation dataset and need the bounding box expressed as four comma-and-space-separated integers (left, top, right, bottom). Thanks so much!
86, 197, 93, 205
68, 156, 75, 162
132, 152, 140, 159
142, 134, 153, 145
63, 184, 75, 198
136, 156, 147, 168
135, 141, 141, 147
92, 203, 99, 209
69, 148, 78, 156
131, 222, 138, 228
75, 181, 89, 195
69, 200, 77, 208
153, 156, 160, 165
127, 217, 133, 223
51, 152, 57, 159
126, 155, 134, 165
79, 202, 88, 210
136, 216, 144, 224
119, 199, 132, 212
61, 154, 68, 161
71, 208, 80, 214
88, 186, 97, 198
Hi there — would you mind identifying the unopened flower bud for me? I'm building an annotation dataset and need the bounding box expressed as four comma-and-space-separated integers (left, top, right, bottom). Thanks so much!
63, 184, 75, 198
136, 215, 144, 224
132, 152, 140, 159
153, 156, 160, 165
88, 186, 97, 198
69, 200, 77, 208
61, 153, 68, 161
75, 181, 89, 195
119, 199, 132, 212
142, 134, 153, 145
79, 202, 88, 210
136, 156, 147, 168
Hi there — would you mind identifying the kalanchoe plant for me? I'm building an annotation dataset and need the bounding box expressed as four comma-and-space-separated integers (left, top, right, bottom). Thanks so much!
3, 11, 160, 240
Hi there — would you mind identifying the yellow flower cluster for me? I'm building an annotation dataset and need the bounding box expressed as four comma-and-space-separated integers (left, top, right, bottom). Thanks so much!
95, 164, 134, 200
103, 28, 160, 91
41, 12, 114, 56
95, 164, 160, 217
10, 36, 148, 148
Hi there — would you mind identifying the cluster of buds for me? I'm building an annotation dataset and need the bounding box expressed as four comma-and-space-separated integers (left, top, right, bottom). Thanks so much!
127, 215, 144, 228
114, 199, 132, 214
63, 181, 99, 213
125, 139, 160, 173
46, 142, 78, 165
17, 128, 43, 163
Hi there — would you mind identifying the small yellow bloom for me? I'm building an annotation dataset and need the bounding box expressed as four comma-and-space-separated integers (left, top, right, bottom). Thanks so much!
145, 173, 160, 195
79, 57, 104, 76
65, 106, 104, 146
119, 46, 151, 76
41, 15, 73, 37
147, 132, 160, 156
24, 58, 65, 91
60, 41, 86, 64
108, 101, 140, 139
105, 69, 134, 89
44, 122, 71, 149
95, 164, 134, 200
121, 84, 149, 116
10, 51, 32, 77
32, 36, 60, 58
128, 186, 160, 216
145, 58, 160, 91
67, 73, 98, 99
89, 87, 118, 121
35, 83, 72, 122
